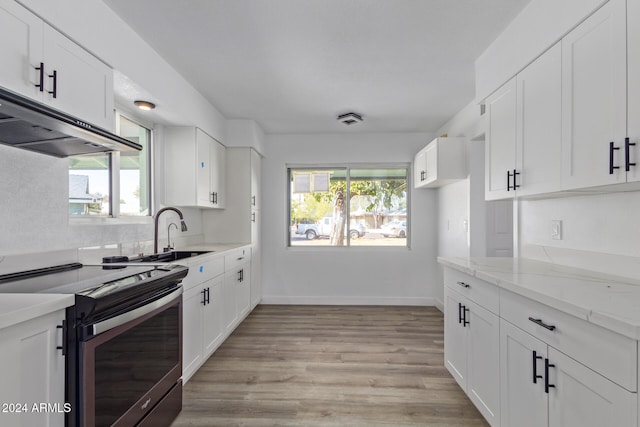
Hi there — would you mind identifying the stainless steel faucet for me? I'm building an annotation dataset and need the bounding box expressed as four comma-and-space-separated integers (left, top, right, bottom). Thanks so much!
166, 223, 178, 252
154, 207, 188, 254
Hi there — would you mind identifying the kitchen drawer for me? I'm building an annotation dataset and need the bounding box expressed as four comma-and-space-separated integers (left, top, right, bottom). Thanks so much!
225, 247, 251, 271
500, 289, 637, 392
444, 268, 499, 314
181, 256, 224, 291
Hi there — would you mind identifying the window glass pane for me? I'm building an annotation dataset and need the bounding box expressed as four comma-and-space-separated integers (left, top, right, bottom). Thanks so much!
349, 168, 407, 247
289, 166, 408, 247
290, 168, 346, 246
69, 155, 111, 216
118, 116, 150, 216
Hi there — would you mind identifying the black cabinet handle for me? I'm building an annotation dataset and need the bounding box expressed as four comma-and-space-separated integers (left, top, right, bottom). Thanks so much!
458, 302, 463, 324
252, 195, 256, 206
237, 269, 244, 282
528, 317, 556, 331
610, 141, 620, 174
420, 170, 425, 182
34, 62, 44, 92
544, 358, 555, 393
463, 306, 470, 327
56, 320, 67, 356
47, 70, 57, 98
532, 350, 543, 384
625, 137, 636, 172
513, 169, 520, 189
252, 212, 256, 223
456, 281, 470, 289
201, 288, 210, 305
507, 170, 512, 191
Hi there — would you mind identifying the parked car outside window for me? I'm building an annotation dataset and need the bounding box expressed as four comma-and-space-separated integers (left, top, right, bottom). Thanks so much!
380, 221, 406, 238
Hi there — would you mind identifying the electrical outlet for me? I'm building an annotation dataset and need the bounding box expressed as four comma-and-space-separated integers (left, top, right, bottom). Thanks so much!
551, 220, 562, 240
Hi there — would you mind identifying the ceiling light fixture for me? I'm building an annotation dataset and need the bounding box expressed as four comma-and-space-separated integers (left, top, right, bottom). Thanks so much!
337, 112, 363, 125
134, 100, 156, 111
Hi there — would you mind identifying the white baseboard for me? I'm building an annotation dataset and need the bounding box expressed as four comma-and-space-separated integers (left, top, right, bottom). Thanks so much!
433, 298, 444, 313
260, 295, 436, 306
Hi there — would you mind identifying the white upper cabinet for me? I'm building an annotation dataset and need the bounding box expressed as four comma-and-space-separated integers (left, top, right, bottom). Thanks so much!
485, 78, 517, 200
516, 42, 562, 197
164, 127, 226, 209
627, 0, 640, 182
414, 137, 467, 189
561, 0, 629, 190
485, 42, 562, 201
0, 0, 114, 130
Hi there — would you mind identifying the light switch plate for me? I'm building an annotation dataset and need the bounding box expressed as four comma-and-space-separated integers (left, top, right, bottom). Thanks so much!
551, 220, 562, 240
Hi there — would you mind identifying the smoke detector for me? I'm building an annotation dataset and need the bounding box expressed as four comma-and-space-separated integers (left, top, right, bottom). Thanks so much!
337, 112, 363, 125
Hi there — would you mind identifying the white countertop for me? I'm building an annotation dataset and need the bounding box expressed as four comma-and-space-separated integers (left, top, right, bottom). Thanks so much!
0, 243, 250, 331
438, 257, 640, 340
0, 294, 74, 330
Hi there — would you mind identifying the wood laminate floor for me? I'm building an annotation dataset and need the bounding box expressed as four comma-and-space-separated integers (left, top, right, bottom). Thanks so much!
171, 305, 488, 426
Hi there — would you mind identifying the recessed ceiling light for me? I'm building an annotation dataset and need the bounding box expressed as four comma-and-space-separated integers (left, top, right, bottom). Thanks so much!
337, 112, 363, 125
134, 100, 156, 110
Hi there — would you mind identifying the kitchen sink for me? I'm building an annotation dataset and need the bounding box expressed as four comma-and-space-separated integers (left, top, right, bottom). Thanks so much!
131, 250, 212, 263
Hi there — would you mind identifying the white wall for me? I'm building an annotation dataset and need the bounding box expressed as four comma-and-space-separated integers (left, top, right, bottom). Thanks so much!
261, 132, 439, 305
519, 192, 640, 278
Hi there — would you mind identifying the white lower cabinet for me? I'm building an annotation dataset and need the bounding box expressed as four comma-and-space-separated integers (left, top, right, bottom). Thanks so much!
500, 319, 636, 427
181, 248, 254, 384
444, 280, 500, 426
223, 248, 251, 332
0, 309, 66, 427
445, 266, 638, 427
183, 274, 224, 383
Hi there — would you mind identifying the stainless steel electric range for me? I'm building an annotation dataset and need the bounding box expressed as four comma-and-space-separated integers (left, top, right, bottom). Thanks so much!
0, 262, 189, 427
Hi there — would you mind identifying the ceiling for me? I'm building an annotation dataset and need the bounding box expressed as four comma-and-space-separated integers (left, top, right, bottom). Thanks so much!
104, 0, 531, 134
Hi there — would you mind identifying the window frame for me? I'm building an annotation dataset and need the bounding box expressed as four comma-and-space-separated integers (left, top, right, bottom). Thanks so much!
68, 110, 154, 223
286, 163, 411, 249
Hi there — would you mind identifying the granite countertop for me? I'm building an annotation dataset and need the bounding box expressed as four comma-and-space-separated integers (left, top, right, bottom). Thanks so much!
438, 257, 640, 340
0, 294, 74, 330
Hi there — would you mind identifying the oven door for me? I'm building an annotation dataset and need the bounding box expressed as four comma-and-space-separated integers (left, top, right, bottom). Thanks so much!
79, 287, 182, 427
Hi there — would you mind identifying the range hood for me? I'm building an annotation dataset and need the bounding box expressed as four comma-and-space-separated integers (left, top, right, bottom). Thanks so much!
0, 87, 142, 157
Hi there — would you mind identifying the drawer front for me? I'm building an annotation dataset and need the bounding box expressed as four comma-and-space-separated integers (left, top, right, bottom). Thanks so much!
444, 268, 499, 314
225, 247, 251, 271
500, 289, 637, 392
182, 256, 224, 291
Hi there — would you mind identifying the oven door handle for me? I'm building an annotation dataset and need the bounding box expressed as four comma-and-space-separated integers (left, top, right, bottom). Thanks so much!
90, 287, 182, 336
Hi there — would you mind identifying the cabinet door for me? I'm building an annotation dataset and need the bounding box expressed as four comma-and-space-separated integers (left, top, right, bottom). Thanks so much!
250, 149, 261, 210
0, 310, 66, 427
414, 148, 427, 188
548, 347, 636, 427
466, 300, 500, 426
485, 78, 517, 200
196, 129, 212, 207
235, 264, 251, 319
500, 319, 548, 427
517, 42, 562, 196
223, 269, 239, 331
444, 288, 468, 389
250, 245, 261, 309
0, 0, 43, 100
210, 139, 226, 209
182, 284, 204, 382
424, 141, 438, 184
627, 0, 640, 182
43, 25, 114, 130
202, 276, 224, 357
561, 0, 627, 190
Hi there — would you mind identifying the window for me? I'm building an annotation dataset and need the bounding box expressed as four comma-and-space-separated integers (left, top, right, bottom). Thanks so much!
289, 166, 408, 247
68, 114, 151, 217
